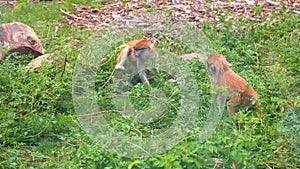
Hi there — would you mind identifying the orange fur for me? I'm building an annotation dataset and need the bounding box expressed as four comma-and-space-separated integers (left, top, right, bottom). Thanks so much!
207, 54, 260, 114
116, 39, 153, 66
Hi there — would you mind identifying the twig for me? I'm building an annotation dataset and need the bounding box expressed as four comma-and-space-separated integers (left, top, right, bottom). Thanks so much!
203, 158, 223, 164
274, 145, 284, 154
266, 164, 272, 169
60, 54, 67, 77
130, 127, 143, 137
101, 68, 116, 89
266, 0, 279, 6
61, 9, 83, 20
294, 10, 300, 14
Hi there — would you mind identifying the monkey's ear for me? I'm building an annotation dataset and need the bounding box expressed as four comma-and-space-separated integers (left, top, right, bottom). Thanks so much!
220, 55, 232, 67
224, 57, 232, 66
222, 59, 232, 68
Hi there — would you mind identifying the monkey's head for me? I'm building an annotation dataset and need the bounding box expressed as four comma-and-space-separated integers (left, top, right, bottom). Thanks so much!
135, 39, 153, 49
207, 54, 232, 75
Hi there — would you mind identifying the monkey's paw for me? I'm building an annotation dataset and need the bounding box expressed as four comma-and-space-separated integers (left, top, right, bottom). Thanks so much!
115, 65, 125, 70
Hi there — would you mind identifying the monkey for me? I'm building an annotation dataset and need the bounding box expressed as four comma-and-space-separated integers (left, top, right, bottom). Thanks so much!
115, 39, 156, 85
207, 54, 261, 114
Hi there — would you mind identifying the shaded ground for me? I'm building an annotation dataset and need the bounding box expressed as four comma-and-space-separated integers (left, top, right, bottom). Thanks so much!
63, 0, 300, 30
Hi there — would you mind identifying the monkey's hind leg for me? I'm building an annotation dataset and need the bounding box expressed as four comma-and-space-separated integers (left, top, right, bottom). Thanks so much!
115, 45, 130, 70
138, 71, 150, 85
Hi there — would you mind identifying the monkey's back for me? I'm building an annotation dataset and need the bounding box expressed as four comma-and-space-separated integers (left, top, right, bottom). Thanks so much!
225, 69, 259, 104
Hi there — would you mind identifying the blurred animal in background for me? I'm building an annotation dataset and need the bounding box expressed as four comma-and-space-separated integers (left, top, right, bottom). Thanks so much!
115, 39, 156, 85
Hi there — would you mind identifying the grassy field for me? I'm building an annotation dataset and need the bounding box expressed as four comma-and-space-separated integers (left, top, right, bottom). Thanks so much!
0, 1, 299, 168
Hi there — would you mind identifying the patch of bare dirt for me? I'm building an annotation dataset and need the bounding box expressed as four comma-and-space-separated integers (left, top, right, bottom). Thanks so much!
0, 0, 18, 8
63, 0, 300, 30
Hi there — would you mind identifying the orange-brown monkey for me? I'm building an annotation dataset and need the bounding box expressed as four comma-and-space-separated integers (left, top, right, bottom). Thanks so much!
207, 54, 260, 114
115, 39, 155, 85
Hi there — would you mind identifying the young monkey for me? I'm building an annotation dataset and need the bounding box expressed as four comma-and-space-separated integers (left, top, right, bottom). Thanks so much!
207, 54, 261, 114
115, 39, 156, 85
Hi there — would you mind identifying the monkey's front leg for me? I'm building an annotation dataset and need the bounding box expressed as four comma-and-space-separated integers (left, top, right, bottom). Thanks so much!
137, 58, 150, 85
227, 95, 241, 114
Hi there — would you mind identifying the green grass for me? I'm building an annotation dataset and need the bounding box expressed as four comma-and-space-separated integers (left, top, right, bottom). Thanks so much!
0, 1, 299, 168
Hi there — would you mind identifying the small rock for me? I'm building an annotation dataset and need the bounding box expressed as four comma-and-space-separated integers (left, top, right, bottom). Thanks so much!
25, 54, 67, 73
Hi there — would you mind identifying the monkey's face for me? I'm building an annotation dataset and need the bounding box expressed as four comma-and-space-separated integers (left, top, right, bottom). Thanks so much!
207, 54, 231, 75
134, 47, 155, 60
207, 63, 216, 75
207, 54, 220, 75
